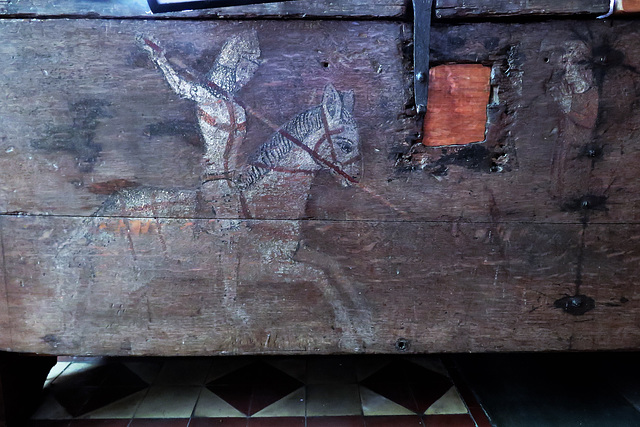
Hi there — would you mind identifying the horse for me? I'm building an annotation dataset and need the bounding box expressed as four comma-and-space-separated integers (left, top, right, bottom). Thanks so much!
53, 34, 371, 352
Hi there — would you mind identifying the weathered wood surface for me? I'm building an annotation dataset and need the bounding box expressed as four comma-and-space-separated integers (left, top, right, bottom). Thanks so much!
1, 19, 640, 355
0, 0, 406, 18
0, 0, 613, 18
3, 216, 640, 354
435, 0, 610, 18
2, 20, 640, 224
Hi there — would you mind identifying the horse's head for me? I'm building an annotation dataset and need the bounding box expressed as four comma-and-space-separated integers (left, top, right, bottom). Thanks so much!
315, 84, 361, 186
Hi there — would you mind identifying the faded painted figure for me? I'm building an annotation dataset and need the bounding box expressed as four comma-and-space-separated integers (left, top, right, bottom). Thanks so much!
55, 32, 370, 351
137, 32, 259, 177
134, 32, 361, 220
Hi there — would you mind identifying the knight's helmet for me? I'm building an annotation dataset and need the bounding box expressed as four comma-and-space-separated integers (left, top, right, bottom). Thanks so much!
207, 30, 261, 96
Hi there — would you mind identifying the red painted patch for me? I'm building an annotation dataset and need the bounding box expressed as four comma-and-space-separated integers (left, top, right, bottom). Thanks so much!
88, 179, 139, 195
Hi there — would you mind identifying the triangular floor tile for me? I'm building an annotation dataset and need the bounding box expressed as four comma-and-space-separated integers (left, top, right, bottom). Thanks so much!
206, 357, 254, 383
30, 392, 72, 420
122, 360, 163, 384
47, 362, 71, 380
355, 357, 391, 382
207, 361, 303, 416
83, 389, 148, 419
425, 386, 468, 415
359, 386, 416, 416
403, 356, 449, 378
252, 387, 305, 418
193, 388, 246, 418
360, 359, 453, 414
264, 358, 307, 383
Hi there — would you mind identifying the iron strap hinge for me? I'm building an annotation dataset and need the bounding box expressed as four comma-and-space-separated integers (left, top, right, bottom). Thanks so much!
413, 0, 433, 115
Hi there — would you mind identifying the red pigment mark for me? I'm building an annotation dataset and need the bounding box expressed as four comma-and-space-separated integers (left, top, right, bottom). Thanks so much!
144, 38, 163, 53
88, 179, 139, 195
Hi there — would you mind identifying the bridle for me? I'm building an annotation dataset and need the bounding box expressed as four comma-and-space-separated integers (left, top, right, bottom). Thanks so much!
205, 80, 360, 185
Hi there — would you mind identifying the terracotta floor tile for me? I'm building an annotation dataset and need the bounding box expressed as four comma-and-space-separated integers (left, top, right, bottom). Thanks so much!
129, 419, 190, 426
440, 358, 491, 427
189, 418, 247, 427
247, 417, 305, 426
364, 415, 424, 427
421, 414, 476, 427
307, 416, 366, 427
26, 421, 71, 427
69, 419, 130, 426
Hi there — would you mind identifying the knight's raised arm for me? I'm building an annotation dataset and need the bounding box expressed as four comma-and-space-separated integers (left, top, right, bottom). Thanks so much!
137, 34, 212, 102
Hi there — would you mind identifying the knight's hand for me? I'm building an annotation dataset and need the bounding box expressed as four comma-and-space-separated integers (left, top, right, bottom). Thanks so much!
136, 34, 164, 58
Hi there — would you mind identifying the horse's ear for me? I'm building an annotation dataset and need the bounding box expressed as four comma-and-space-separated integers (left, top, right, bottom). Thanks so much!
322, 84, 342, 120
341, 90, 355, 114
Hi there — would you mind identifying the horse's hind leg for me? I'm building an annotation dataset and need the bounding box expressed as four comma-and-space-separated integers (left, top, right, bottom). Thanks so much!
293, 244, 374, 349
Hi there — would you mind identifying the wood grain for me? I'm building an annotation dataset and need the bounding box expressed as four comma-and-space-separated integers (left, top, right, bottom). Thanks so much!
0, 0, 613, 18
2, 20, 640, 224
435, 0, 610, 18
3, 215, 640, 355
1, 18, 640, 355
0, 0, 406, 18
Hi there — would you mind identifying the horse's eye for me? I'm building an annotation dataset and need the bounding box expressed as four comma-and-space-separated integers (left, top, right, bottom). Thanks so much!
337, 139, 353, 153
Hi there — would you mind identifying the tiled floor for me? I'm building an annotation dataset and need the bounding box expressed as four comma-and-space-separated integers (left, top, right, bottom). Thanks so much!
452, 353, 640, 427
28, 355, 490, 427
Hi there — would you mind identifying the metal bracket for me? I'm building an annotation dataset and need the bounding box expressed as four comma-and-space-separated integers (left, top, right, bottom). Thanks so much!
413, 0, 433, 115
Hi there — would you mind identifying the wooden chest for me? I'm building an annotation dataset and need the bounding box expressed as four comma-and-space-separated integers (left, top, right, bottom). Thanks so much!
1, 0, 640, 357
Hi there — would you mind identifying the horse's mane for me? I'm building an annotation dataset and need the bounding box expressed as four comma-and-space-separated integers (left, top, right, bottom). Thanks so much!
234, 105, 324, 190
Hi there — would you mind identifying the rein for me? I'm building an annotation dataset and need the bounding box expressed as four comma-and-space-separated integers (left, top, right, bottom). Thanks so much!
206, 81, 359, 185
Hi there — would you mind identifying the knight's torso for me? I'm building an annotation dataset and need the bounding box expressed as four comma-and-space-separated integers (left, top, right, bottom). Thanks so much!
197, 98, 247, 137
197, 97, 247, 177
